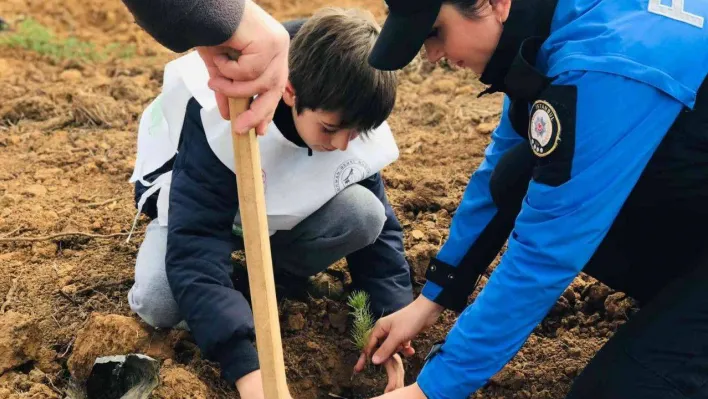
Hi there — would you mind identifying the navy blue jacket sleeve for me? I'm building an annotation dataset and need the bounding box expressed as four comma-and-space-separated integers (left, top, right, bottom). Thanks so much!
165, 98, 259, 384
417, 71, 685, 398
349, 173, 414, 317
121, 0, 244, 52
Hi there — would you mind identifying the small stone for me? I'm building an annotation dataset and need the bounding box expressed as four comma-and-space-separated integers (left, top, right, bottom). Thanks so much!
411, 229, 425, 240
476, 122, 497, 135
305, 341, 320, 351
585, 283, 612, 311
59, 69, 83, 82
286, 314, 306, 332
568, 347, 582, 358
61, 284, 78, 296
23, 184, 47, 197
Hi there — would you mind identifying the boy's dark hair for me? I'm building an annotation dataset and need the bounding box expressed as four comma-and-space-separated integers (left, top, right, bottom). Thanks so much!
289, 8, 397, 134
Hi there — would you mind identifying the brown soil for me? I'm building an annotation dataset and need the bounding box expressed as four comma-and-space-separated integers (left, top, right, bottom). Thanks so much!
0, 0, 638, 398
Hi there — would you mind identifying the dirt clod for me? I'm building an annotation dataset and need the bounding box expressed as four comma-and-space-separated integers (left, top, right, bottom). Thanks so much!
604, 292, 634, 320
0, 371, 60, 399
0, 312, 56, 376
287, 313, 306, 332
308, 273, 345, 300
67, 313, 173, 381
0, 313, 39, 375
328, 309, 349, 333
152, 365, 208, 399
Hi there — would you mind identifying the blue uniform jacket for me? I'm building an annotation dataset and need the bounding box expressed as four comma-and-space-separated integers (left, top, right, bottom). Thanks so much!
134, 19, 413, 385
416, 0, 708, 397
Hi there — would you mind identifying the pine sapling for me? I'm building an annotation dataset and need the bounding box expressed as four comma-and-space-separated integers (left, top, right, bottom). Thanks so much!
348, 290, 374, 351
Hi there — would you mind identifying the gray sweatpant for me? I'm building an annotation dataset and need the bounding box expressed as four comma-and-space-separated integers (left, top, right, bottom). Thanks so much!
128, 184, 386, 328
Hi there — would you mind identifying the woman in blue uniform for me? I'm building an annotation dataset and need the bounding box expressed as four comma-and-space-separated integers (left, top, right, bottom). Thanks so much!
354, 0, 708, 398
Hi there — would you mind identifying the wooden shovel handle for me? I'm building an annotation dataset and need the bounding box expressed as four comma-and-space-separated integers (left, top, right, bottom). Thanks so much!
226, 49, 290, 399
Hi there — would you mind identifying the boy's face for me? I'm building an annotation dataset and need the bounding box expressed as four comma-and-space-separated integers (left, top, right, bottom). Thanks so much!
283, 82, 360, 152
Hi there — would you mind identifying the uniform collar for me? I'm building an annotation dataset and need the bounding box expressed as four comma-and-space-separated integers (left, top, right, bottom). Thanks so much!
478, 0, 558, 101
273, 100, 313, 155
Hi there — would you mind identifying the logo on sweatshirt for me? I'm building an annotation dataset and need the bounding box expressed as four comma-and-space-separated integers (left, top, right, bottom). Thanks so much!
334, 159, 370, 192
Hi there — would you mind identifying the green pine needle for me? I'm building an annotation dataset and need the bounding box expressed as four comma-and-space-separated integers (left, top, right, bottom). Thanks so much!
348, 290, 374, 350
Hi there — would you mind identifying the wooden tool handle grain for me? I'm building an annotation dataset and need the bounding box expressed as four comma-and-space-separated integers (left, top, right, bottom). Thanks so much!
226, 49, 290, 398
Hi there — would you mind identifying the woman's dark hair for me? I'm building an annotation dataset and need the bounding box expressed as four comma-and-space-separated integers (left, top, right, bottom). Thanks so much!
443, 0, 490, 18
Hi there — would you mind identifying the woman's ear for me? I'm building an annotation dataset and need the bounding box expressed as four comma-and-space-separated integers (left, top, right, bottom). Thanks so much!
282, 80, 296, 107
491, 0, 512, 24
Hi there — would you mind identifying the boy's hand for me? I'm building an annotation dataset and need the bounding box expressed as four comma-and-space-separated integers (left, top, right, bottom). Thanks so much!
235, 370, 265, 399
197, 0, 289, 136
383, 354, 405, 393
235, 370, 294, 399
371, 383, 427, 399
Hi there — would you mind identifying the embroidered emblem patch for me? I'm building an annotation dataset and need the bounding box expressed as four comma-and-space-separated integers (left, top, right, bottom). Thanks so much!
334, 159, 370, 193
528, 100, 561, 157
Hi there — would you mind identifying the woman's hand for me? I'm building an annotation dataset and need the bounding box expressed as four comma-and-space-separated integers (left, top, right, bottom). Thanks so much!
355, 296, 443, 372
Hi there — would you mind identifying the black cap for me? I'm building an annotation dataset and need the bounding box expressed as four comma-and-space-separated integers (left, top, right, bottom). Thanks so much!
369, 0, 442, 71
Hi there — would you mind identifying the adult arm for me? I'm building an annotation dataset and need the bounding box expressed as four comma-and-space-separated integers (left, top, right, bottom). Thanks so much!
121, 0, 290, 135
417, 71, 684, 399
121, 0, 244, 52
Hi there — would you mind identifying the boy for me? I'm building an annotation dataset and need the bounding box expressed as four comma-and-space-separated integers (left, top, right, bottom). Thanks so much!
126, 8, 413, 398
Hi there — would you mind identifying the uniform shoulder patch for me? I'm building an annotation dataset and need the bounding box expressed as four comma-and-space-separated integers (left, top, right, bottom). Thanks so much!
527, 85, 577, 187
529, 100, 561, 157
